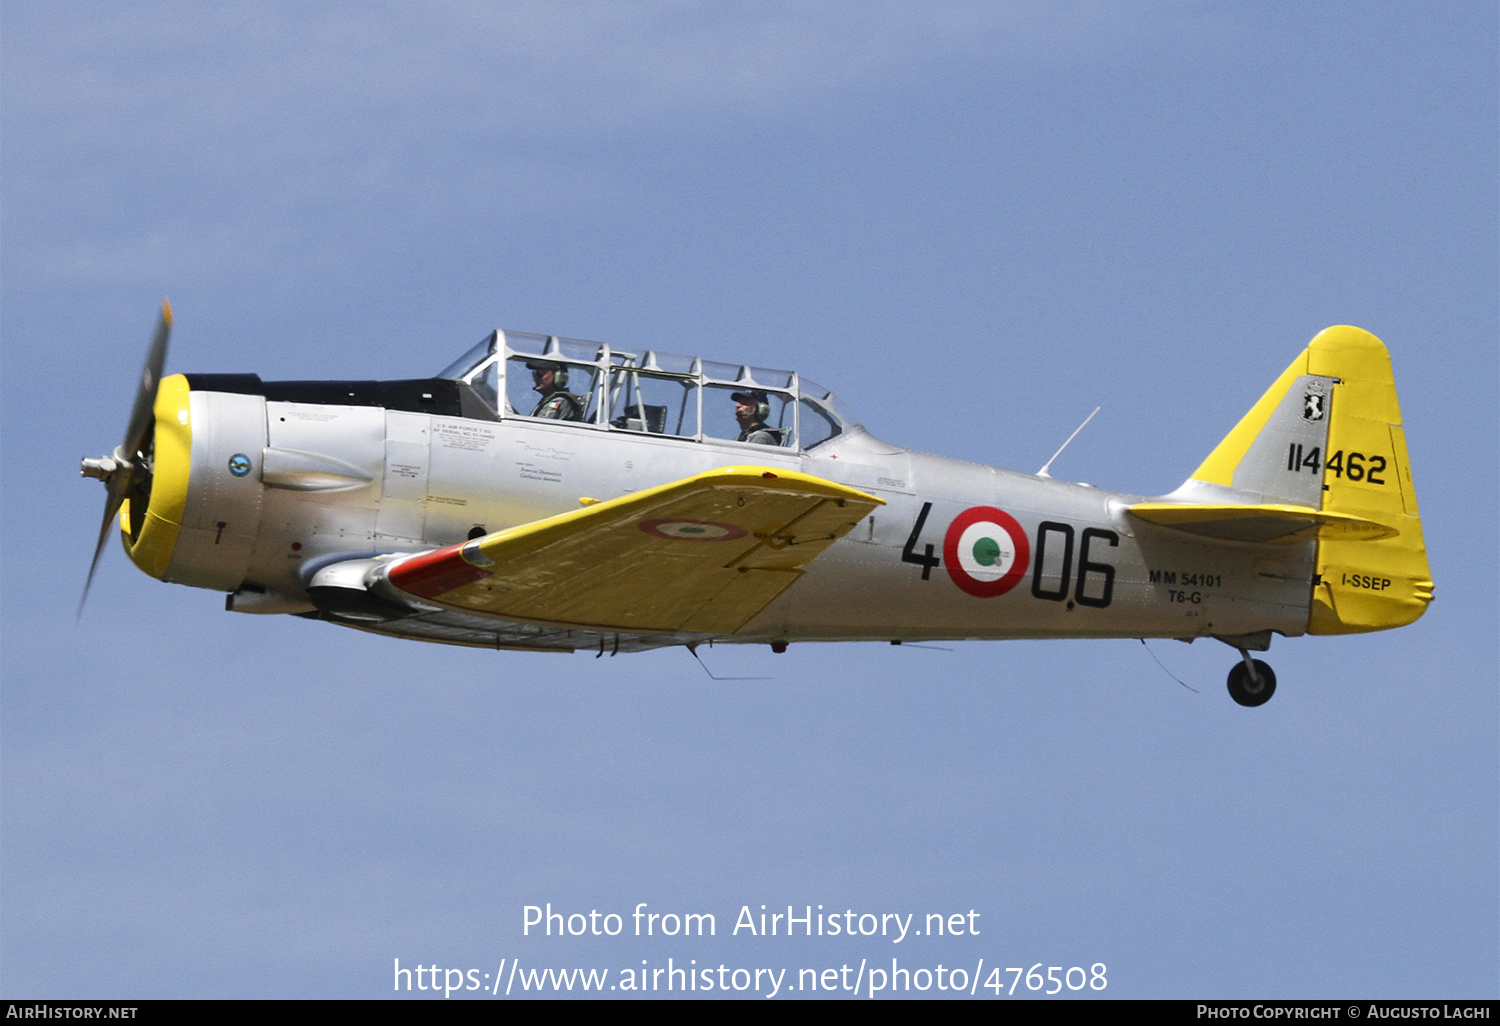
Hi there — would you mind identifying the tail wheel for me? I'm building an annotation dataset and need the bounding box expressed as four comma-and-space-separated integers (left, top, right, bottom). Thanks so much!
1227, 658, 1276, 707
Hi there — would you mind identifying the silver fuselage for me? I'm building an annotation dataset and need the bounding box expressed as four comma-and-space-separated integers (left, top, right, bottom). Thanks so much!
172, 388, 1313, 646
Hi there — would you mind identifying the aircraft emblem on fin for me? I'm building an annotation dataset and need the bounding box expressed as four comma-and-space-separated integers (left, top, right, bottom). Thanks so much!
1302, 386, 1327, 422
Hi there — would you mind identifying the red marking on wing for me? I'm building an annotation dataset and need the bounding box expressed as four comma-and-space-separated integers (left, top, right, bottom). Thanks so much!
388, 546, 490, 598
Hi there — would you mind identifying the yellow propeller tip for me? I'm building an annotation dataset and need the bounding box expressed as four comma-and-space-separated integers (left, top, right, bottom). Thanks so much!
161, 298, 173, 325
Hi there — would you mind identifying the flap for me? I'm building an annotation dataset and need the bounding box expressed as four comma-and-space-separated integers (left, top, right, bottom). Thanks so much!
1128, 502, 1398, 544
380, 466, 883, 634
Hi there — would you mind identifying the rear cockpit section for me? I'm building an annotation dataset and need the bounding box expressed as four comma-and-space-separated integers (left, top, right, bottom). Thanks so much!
437, 329, 859, 451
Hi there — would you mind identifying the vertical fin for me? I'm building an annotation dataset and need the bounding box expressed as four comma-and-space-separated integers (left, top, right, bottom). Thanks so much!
1186, 350, 1336, 507
1178, 326, 1431, 634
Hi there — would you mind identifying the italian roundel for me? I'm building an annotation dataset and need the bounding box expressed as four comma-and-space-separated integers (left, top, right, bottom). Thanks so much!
943, 506, 1030, 597
638, 518, 748, 541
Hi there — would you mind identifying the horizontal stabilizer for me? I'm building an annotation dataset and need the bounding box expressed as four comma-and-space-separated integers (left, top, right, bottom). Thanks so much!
379, 466, 883, 635
1128, 502, 1397, 544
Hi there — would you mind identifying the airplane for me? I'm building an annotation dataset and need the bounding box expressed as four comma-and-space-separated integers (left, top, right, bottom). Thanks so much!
80, 304, 1432, 706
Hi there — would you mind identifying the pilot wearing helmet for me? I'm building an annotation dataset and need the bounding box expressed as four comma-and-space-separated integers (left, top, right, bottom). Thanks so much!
526, 360, 584, 421
731, 389, 782, 445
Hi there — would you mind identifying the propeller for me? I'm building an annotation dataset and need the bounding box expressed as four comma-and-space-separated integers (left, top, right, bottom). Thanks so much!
78, 300, 173, 618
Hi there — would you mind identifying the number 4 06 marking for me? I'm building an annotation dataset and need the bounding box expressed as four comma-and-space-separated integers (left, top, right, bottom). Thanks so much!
903, 505, 1118, 608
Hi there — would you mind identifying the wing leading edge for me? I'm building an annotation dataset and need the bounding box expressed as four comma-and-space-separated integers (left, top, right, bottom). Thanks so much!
378, 466, 883, 635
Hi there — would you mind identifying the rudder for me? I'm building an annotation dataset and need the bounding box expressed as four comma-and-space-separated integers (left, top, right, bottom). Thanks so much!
1302, 326, 1431, 633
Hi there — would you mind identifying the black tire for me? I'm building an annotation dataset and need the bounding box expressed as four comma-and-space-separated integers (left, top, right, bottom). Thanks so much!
1227, 659, 1277, 707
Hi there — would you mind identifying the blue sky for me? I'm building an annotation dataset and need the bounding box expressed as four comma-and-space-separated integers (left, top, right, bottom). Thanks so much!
3, 1, 1495, 999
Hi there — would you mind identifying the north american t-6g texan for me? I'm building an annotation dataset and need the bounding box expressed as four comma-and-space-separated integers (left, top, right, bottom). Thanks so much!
81, 304, 1431, 706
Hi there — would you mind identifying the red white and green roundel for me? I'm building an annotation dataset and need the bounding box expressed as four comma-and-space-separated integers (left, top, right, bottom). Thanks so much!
943, 506, 1031, 597
638, 518, 748, 541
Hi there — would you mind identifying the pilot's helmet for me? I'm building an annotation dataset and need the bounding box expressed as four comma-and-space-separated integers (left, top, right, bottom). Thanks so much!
525, 360, 568, 387
731, 389, 770, 419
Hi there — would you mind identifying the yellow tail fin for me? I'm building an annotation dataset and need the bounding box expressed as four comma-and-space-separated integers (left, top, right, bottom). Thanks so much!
1186, 326, 1432, 633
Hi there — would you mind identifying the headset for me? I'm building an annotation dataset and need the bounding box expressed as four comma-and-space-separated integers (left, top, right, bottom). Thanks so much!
734, 390, 771, 420
526, 360, 569, 389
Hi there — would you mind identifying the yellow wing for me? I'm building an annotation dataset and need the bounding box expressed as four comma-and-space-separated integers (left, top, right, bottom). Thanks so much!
383, 466, 883, 634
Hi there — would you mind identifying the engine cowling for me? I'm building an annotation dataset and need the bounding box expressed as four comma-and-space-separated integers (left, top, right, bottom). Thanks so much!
121, 374, 268, 592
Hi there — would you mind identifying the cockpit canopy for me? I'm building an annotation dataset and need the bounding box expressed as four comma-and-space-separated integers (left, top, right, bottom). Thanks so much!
437, 329, 861, 450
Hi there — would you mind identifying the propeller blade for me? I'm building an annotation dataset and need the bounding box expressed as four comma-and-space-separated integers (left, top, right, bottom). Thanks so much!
79, 299, 172, 620
78, 492, 126, 621
121, 299, 172, 463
